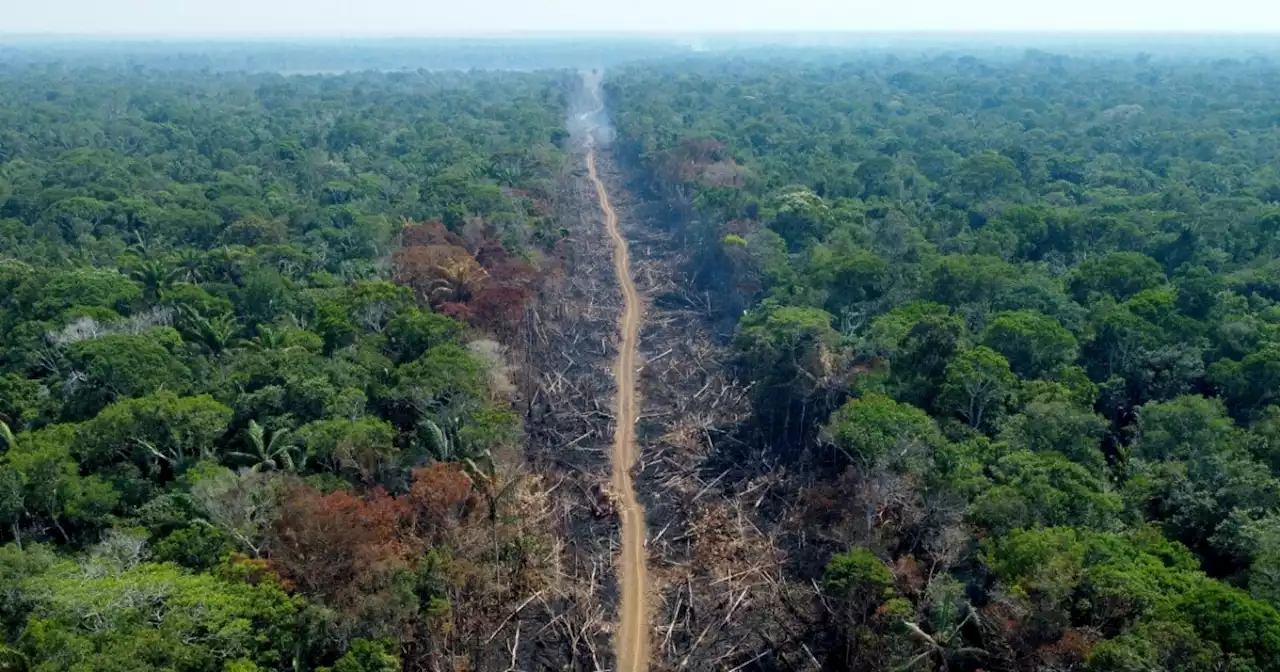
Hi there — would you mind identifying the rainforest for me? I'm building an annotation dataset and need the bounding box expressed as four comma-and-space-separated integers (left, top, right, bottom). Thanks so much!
2, 40, 1280, 672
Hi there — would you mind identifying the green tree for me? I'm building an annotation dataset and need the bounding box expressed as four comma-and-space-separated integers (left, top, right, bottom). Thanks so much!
0, 373, 54, 433
766, 187, 831, 249
180, 309, 240, 381
864, 301, 966, 409
392, 343, 489, 425
1126, 396, 1280, 567
981, 310, 1078, 380
821, 394, 941, 471
1070, 252, 1166, 303
939, 347, 1017, 430
318, 639, 401, 672
187, 465, 281, 559
1084, 303, 1162, 380
384, 310, 464, 364
1178, 579, 1280, 669
64, 330, 191, 419
294, 418, 398, 483
1210, 345, 1280, 418
970, 450, 1123, 535
14, 558, 305, 672
823, 547, 895, 603
76, 391, 232, 475
3, 425, 120, 540
129, 259, 180, 302
1131, 395, 1239, 463
928, 254, 1018, 309
0, 466, 23, 546
821, 547, 910, 670
31, 268, 141, 320
949, 150, 1022, 203
999, 400, 1110, 473
810, 246, 889, 328
734, 302, 842, 440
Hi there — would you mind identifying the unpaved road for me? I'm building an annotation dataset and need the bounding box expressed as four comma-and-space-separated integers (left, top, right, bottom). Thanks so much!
581, 81, 650, 672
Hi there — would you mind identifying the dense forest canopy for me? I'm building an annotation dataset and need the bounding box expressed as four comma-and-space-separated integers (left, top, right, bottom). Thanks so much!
7, 37, 1280, 672
0, 62, 572, 670
607, 50, 1280, 670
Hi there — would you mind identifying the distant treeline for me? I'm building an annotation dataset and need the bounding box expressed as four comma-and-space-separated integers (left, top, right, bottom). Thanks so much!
2, 35, 1279, 74
0, 37, 691, 72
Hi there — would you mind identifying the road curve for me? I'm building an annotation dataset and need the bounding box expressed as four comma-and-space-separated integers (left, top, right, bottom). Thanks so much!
582, 84, 650, 672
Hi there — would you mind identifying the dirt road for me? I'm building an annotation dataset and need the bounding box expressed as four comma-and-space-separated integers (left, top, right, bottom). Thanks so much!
582, 82, 650, 672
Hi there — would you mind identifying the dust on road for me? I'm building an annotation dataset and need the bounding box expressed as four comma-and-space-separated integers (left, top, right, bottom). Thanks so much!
582, 75, 651, 672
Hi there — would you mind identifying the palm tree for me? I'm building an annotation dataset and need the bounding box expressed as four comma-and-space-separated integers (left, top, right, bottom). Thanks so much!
418, 418, 459, 462
229, 420, 304, 473
488, 152, 526, 186
130, 259, 180, 302
133, 437, 215, 476
428, 255, 488, 305
463, 452, 522, 524
417, 416, 523, 526
419, 417, 521, 521
183, 309, 239, 355
0, 420, 13, 453
242, 324, 297, 353
174, 248, 206, 285
205, 246, 249, 284
462, 449, 523, 577
125, 231, 153, 259
180, 308, 239, 382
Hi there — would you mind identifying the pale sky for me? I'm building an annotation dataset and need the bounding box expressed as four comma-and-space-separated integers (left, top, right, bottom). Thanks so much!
3, 0, 1279, 36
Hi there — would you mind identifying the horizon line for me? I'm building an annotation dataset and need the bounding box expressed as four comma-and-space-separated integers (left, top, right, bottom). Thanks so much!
4, 28, 1280, 41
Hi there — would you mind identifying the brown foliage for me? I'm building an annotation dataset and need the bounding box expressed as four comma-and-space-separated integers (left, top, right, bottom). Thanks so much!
474, 240, 510, 270
679, 138, 728, 164
801, 467, 928, 552
1039, 628, 1096, 667
406, 463, 480, 545
470, 286, 531, 337
473, 256, 538, 333
269, 468, 480, 599
653, 138, 743, 190
978, 599, 1057, 669
484, 256, 538, 286
436, 301, 471, 322
267, 486, 413, 602
394, 211, 548, 355
395, 215, 541, 338
267, 468, 478, 582
264, 467, 482, 644
528, 196, 552, 217
658, 139, 726, 177
893, 555, 926, 598
402, 221, 466, 249
223, 553, 294, 590
392, 244, 488, 307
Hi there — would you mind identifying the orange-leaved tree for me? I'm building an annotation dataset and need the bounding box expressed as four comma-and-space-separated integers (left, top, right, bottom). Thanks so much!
392, 244, 487, 308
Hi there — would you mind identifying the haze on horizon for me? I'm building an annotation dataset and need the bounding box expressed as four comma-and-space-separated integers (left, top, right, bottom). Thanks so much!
5, 0, 1280, 37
